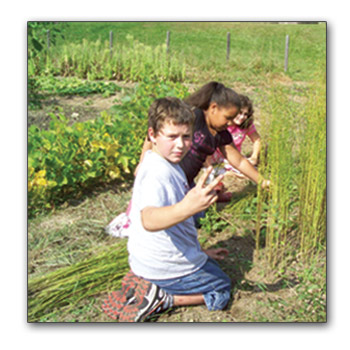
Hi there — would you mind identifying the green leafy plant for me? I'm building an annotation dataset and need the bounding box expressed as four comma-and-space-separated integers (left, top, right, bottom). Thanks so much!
29, 35, 186, 83
37, 76, 122, 97
28, 80, 189, 217
28, 111, 142, 216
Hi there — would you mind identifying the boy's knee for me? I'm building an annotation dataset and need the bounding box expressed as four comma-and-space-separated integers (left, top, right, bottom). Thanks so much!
204, 288, 231, 311
203, 262, 232, 310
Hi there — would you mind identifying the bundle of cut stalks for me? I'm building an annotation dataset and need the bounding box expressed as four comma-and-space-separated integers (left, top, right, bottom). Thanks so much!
28, 242, 129, 322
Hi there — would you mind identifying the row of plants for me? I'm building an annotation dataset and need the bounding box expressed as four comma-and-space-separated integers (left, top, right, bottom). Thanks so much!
260, 74, 325, 266
29, 35, 186, 83
29, 76, 122, 110
28, 80, 189, 217
245, 74, 326, 267
28, 22, 327, 84
199, 73, 326, 268
37, 76, 122, 97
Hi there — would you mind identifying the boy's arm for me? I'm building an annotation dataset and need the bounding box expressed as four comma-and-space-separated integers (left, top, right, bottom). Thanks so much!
141, 167, 224, 231
141, 204, 192, 232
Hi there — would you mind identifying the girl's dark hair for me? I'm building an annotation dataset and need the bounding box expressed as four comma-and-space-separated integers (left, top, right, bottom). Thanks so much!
238, 94, 255, 129
148, 97, 194, 136
184, 81, 241, 111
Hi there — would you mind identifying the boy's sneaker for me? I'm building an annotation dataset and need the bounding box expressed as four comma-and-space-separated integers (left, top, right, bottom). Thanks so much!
102, 271, 140, 320
104, 213, 130, 238
118, 278, 168, 322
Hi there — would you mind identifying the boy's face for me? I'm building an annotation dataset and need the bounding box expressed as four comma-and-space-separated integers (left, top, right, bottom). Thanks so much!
149, 121, 192, 164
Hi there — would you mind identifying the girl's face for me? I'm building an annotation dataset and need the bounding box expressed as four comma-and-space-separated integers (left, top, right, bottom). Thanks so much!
233, 107, 249, 126
207, 103, 239, 132
148, 121, 193, 164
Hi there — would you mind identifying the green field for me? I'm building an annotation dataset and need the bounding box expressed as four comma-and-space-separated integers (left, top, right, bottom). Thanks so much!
28, 21, 326, 322
29, 21, 325, 83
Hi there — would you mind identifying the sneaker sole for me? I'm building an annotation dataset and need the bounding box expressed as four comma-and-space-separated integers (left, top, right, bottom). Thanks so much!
119, 280, 164, 322
101, 271, 140, 320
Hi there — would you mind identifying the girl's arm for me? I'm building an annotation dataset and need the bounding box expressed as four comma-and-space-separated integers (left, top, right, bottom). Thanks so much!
134, 136, 152, 176
219, 144, 269, 188
247, 131, 261, 166
141, 167, 224, 231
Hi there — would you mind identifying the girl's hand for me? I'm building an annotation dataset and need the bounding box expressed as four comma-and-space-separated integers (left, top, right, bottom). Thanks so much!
247, 156, 258, 166
204, 248, 229, 260
261, 179, 271, 190
182, 167, 224, 215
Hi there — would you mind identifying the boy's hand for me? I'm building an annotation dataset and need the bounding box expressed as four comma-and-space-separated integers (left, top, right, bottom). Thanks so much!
182, 167, 224, 215
204, 248, 229, 260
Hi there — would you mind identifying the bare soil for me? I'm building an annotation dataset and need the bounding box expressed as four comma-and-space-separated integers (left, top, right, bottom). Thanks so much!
28, 94, 120, 130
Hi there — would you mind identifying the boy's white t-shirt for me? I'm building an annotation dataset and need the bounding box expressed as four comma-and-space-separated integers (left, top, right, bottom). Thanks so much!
127, 150, 208, 280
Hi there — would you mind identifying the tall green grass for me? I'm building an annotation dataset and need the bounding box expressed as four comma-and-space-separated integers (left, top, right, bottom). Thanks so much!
29, 35, 186, 82
256, 74, 326, 266
257, 84, 301, 266
297, 73, 326, 260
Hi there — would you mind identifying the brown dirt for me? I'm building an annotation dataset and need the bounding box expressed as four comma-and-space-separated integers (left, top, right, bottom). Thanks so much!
28, 94, 119, 130
28, 80, 138, 130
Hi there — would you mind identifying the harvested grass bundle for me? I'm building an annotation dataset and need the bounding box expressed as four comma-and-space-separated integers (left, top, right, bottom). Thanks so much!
28, 241, 129, 322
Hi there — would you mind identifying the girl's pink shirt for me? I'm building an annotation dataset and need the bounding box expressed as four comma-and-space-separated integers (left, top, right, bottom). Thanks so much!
227, 123, 257, 152
210, 123, 257, 164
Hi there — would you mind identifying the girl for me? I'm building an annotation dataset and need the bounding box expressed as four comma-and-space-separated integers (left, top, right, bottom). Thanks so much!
208, 94, 262, 179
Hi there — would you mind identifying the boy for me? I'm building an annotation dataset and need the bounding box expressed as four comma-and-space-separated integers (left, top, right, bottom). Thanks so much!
102, 97, 231, 322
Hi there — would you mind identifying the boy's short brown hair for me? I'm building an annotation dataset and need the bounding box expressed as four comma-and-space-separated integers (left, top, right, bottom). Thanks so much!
148, 97, 195, 136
